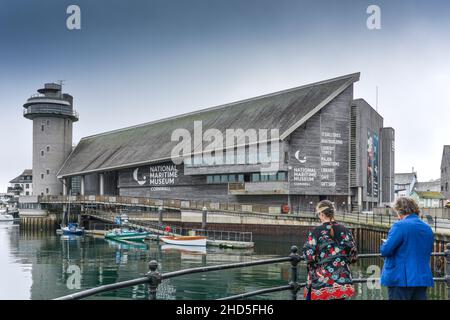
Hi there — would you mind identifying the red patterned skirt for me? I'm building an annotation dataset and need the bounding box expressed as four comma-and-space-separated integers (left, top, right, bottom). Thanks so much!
304, 283, 356, 300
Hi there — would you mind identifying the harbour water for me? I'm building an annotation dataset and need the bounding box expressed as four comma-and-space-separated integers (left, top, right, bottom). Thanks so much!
0, 222, 447, 300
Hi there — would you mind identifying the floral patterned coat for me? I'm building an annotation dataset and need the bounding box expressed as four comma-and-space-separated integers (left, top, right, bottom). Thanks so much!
302, 221, 358, 300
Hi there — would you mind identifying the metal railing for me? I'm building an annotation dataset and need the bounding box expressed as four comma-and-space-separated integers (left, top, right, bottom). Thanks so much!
23, 106, 79, 119
38, 195, 450, 231
54, 244, 450, 300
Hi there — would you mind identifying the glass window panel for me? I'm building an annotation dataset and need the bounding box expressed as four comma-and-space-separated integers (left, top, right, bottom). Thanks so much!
278, 172, 286, 181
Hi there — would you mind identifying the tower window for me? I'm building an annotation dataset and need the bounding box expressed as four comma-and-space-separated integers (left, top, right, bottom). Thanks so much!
46, 146, 50, 152
41, 150, 44, 157
41, 173, 44, 179
46, 169, 50, 175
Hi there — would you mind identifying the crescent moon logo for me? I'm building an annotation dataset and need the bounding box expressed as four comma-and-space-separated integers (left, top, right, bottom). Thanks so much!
133, 168, 147, 186
294, 150, 306, 164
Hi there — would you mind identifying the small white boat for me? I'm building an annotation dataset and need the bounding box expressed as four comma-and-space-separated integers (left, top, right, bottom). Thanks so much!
0, 213, 14, 222
160, 236, 207, 247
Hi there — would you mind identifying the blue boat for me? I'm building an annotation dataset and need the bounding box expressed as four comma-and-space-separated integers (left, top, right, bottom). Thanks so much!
61, 223, 84, 236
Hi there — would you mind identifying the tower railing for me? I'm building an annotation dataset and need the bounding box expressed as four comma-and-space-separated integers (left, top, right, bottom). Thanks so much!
23, 106, 79, 119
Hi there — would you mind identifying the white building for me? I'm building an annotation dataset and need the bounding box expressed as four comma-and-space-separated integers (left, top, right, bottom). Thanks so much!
394, 172, 417, 199
8, 169, 33, 197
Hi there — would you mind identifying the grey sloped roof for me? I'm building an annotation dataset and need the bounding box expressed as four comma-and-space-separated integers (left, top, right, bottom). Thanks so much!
58, 73, 359, 177
414, 180, 441, 192
9, 169, 32, 183
395, 173, 417, 185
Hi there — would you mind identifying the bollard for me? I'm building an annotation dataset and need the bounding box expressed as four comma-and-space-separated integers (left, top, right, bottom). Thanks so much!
289, 245, 301, 300
146, 260, 162, 300
446, 243, 450, 300
202, 206, 207, 230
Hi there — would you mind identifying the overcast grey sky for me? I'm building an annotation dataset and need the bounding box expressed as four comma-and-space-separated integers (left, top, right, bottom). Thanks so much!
1, 0, 450, 192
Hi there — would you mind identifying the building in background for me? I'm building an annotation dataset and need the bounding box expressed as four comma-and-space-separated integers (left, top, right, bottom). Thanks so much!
53, 73, 395, 212
7, 169, 33, 197
394, 172, 418, 199
441, 145, 450, 201
411, 190, 444, 208
414, 179, 441, 193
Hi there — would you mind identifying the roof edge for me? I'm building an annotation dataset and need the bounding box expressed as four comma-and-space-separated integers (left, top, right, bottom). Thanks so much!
280, 73, 360, 140
79, 72, 361, 142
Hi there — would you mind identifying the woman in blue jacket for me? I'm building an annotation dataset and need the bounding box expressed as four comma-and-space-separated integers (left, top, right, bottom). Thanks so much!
380, 197, 434, 300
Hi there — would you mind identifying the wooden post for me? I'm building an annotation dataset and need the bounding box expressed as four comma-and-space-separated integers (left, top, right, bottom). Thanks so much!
202, 206, 207, 230
158, 206, 163, 227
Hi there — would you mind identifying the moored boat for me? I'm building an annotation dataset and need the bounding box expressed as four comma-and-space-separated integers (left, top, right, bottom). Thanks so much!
0, 213, 14, 222
105, 228, 150, 242
160, 236, 207, 247
61, 223, 84, 236
0, 209, 15, 222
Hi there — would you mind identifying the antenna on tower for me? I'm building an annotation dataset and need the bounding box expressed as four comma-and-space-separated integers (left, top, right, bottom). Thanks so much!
57, 80, 65, 97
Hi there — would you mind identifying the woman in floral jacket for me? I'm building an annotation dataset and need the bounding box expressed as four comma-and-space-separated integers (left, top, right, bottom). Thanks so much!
302, 200, 358, 300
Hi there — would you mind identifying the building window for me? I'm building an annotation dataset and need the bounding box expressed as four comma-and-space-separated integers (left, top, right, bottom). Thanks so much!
207, 174, 245, 184
25, 184, 29, 189
46, 120, 50, 126
46, 146, 50, 152
41, 150, 44, 157
41, 125, 44, 132
46, 188, 49, 194
250, 172, 287, 182
446, 182, 448, 191
41, 173, 44, 179
46, 169, 50, 175
26, 192, 29, 196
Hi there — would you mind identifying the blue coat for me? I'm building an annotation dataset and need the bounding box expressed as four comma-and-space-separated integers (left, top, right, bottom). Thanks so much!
380, 214, 434, 287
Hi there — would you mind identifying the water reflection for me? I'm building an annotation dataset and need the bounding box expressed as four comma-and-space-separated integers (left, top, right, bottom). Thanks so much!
0, 224, 447, 300
0, 222, 32, 299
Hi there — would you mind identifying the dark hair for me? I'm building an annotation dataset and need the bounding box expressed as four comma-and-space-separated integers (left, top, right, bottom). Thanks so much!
394, 197, 421, 216
316, 200, 336, 239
